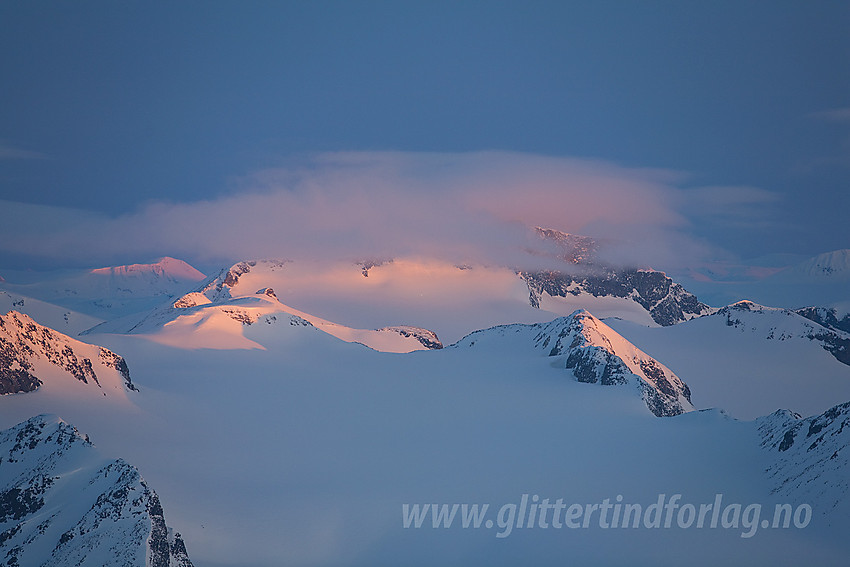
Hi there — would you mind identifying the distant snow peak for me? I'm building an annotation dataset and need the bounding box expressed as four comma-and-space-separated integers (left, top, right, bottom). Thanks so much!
795, 249, 850, 278
0, 415, 193, 566
0, 311, 136, 395
90, 256, 206, 282
456, 310, 693, 417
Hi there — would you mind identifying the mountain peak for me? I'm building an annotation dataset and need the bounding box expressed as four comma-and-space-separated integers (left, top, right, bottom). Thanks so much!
0, 415, 193, 566
90, 257, 206, 281
0, 310, 136, 396
455, 309, 694, 417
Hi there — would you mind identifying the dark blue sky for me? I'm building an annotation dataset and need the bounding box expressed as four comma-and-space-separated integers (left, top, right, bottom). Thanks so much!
1, 1, 848, 268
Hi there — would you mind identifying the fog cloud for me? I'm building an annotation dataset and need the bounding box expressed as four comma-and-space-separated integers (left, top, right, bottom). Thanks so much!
0, 151, 776, 272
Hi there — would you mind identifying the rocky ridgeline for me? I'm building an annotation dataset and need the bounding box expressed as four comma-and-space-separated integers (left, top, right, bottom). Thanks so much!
0, 311, 136, 395
520, 268, 711, 326
521, 227, 711, 326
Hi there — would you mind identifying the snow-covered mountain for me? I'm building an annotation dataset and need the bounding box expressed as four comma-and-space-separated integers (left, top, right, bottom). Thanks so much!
1, 311, 136, 397
85, 260, 443, 353
2, 248, 850, 565
607, 300, 850, 419
759, 400, 850, 513
520, 267, 712, 326
519, 227, 713, 326
791, 249, 850, 280
0, 415, 192, 566
0, 257, 206, 321
715, 301, 850, 366
453, 310, 693, 416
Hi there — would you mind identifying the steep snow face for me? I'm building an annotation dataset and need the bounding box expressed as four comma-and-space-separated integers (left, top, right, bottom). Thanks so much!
0, 311, 135, 397
758, 401, 850, 514
85, 261, 444, 353
520, 268, 712, 327
453, 310, 693, 416
0, 415, 192, 567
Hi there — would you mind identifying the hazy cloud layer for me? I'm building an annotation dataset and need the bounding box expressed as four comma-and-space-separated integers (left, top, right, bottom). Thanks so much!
0, 151, 777, 271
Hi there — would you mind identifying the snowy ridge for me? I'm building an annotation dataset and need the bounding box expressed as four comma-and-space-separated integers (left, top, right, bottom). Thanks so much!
717, 300, 850, 366
85, 260, 443, 353
0, 415, 192, 567
795, 303, 850, 335
0, 311, 135, 397
758, 401, 850, 514
453, 310, 693, 416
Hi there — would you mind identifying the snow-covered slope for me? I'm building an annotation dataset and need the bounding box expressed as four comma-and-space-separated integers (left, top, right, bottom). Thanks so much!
453, 309, 694, 416
85, 261, 443, 353
0, 415, 192, 567
1, 290, 102, 335
758, 401, 850, 513
607, 300, 850, 419
1, 306, 848, 565
714, 301, 850, 365
0, 257, 206, 320
0, 311, 136, 397
792, 249, 850, 280
795, 302, 850, 335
